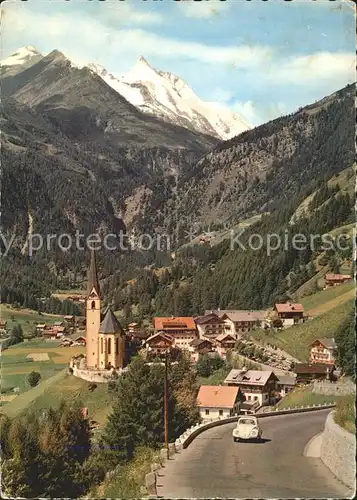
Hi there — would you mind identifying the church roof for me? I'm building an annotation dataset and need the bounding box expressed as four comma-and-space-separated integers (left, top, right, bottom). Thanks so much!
99, 307, 124, 334
87, 250, 100, 297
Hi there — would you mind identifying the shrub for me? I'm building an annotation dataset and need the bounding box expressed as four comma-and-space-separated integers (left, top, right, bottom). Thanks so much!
27, 371, 41, 387
334, 394, 355, 434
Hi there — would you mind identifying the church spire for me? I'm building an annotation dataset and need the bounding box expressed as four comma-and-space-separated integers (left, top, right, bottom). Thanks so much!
87, 250, 100, 297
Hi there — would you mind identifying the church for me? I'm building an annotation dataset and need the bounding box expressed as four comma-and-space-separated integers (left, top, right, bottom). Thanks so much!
85, 251, 127, 370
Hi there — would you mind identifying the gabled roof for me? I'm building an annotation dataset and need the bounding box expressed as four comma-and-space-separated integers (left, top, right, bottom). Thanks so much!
153, 317, 196, 330
311, 337, 337, 349
206, 310, 265, 322
216, 333, 236, 343
224, 369, 278, 386
87, 250, 100, 297
145, 332, 174, 344
276, 375, 296, 386
325, 273, 351, 281
197, 385, 239, 408
190, 337, 214, 347
194, 314, 223, 325
294, 363, 334, 374
99, 307, 123, 334
275, 303, 304, 314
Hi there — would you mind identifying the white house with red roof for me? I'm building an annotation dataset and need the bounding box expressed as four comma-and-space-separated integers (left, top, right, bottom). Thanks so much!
197, 385, 240, 422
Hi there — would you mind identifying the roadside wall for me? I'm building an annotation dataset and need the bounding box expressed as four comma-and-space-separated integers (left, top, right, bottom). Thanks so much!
312, 378, 355, 396
320, 411, 356, 489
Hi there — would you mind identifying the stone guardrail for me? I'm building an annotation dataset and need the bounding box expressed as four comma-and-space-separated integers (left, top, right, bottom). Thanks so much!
144, 403, 336, 496
320, 411, 356, 489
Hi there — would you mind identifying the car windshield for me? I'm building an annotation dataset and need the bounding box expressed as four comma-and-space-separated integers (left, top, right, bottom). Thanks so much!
239, 418, 256, 425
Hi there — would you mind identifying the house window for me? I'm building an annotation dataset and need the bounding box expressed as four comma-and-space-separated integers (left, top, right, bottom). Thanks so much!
219, 410, 223, 416
91, 300, 95, 309
100, 337, 103, 354
205, 409, 210, 415
116, 337, 119, 355
254, 396, 258, 401
108, 338, 111, 355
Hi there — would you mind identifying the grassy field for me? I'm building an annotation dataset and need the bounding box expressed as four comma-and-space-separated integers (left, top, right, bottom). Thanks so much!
1, 339, 84, 394
277, 385, 342, 409
1, 304, 64, 335
28, 373, 111, 425
251, 298, 354, 361
301, 280, 354, 316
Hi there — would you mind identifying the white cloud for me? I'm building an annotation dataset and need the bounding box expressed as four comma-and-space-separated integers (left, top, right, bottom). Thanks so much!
232, 101, 258, 125
101, 0, 163, 25
266, 52, 355, 86
1, 4, 272, 70
178, 0, 231, 19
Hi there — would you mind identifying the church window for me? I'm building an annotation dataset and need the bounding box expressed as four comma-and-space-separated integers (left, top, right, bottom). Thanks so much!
91, 301, 95, 309
108, 338, 111, 355
101, 337, 103, 354
116, 337, 119, 354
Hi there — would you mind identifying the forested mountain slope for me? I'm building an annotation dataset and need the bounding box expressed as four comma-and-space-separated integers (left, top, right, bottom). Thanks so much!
172, 84, 355, 231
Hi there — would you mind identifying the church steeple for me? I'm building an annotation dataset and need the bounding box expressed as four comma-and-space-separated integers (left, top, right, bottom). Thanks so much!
87, 250, 100, 297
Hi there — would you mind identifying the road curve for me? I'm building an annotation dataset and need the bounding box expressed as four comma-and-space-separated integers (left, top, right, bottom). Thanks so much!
157, 410, 351, 499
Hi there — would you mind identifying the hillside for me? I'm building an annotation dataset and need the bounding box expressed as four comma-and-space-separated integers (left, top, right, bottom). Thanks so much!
172, 84, 355, 229
250, 293, 354, 362
1, 80, 354, 316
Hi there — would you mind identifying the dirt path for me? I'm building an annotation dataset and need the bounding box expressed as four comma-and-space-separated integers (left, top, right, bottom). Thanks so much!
307, 288, 355, 317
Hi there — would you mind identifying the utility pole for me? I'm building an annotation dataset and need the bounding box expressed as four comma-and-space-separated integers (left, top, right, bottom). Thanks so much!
164, 349, 169, 459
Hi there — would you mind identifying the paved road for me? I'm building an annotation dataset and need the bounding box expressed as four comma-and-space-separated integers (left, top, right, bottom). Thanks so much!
157, 410, 351, 499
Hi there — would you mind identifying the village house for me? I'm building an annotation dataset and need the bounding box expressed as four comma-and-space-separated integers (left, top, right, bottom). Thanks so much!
60, 334, 86, 347
205, 310, 266, 337
144, 332, 173, 357
42, 328, 58, 340
153, 316, 198, 350
294, 363, 335, 384
310, 338, 336, 365
194, 313, 228, 339
274, 303, 305, 327
189, 337, 215, 362
276, 374, 296, 398
197, 385, 240, 422
324, 273, 352, 288
224, 369, 278, 407
215, 332, 236, 358
128, 322, 139, 334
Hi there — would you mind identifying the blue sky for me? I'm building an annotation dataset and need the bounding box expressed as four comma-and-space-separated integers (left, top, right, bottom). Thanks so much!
1, 0, 355, 125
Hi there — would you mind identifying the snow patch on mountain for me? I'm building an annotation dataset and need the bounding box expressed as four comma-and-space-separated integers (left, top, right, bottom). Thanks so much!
1, 46, 42, 67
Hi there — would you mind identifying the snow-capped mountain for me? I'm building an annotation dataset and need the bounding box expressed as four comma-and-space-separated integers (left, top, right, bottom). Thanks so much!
88, 57, 252, 140
1, 46, 43, 77
2, 46, 251, 139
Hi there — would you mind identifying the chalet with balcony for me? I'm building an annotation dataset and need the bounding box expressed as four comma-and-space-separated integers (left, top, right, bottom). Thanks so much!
144, 332, 173, 356
189, 337, 215, 362
274, 303, 304, 326
206, 309, 266, 337
309, 338, 336, 365
224, 369, 278, 407
324, 273, 352, 288
195, 313, 228, 339
153, 317, 197, 349
215, 333, 236, 358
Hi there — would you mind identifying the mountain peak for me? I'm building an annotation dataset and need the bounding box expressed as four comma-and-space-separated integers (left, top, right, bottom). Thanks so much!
137, 55, 149, 65
1, 45, 42, 67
